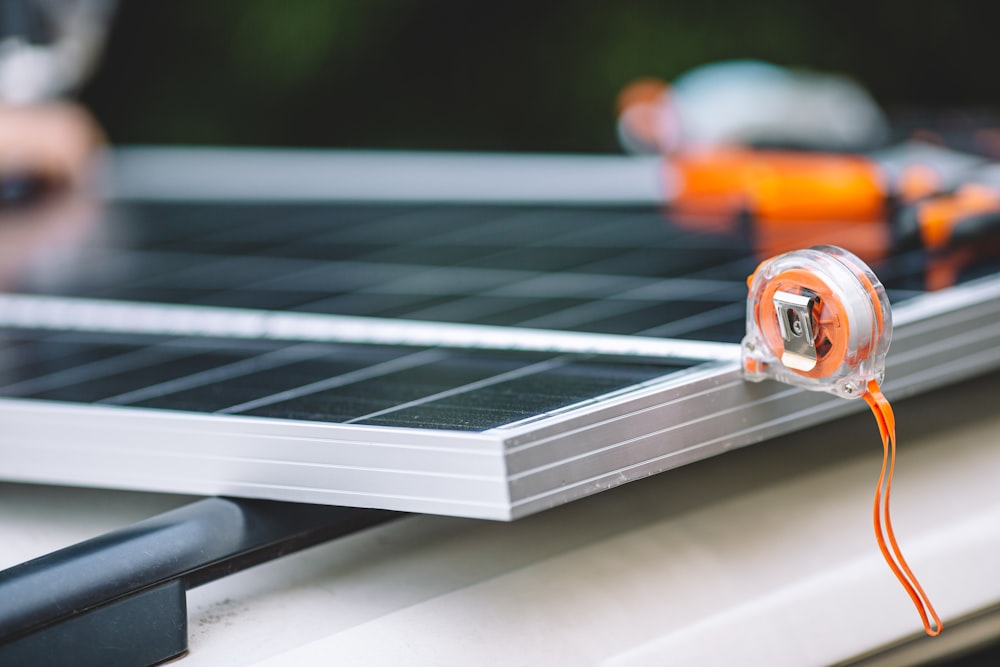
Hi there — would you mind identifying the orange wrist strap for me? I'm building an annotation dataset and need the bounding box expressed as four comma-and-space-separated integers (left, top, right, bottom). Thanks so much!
863, 379, 942, 637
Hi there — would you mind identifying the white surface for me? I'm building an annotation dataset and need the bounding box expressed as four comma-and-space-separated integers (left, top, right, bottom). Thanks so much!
3, 372, 1000, 665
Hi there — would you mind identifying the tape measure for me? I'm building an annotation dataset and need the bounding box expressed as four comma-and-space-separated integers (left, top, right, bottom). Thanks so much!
742, 245, 891, 396
742, 245, 942, 637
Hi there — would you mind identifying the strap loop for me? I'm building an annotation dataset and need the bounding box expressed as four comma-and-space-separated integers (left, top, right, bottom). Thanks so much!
863, 379, 942, 637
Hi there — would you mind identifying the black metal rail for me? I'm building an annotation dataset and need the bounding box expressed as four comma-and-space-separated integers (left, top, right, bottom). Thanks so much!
0, 498, 400, 666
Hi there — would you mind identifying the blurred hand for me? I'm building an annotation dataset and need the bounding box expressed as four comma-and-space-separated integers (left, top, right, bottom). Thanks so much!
0, 102, 105, 289
0, 101, 104, 198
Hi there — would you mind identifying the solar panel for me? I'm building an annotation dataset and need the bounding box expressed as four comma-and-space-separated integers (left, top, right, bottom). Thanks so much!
3, 149, 1000, 519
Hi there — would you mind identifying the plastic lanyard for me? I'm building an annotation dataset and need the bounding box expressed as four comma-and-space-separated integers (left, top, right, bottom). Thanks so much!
863, 380, 942, 636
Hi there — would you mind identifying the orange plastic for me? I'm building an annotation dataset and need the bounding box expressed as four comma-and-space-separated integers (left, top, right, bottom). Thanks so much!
916, 183, 1000, 250
616, 78, 671, 151
753, 216, 891, 265
616, 78, 669, 115
897, 164, 942, 203
863, 381, 943, 637
756, 268, 849, 379
671, 149, 887, 224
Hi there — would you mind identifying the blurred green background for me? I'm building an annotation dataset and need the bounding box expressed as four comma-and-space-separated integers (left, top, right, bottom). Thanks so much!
79, 0, 1000, 152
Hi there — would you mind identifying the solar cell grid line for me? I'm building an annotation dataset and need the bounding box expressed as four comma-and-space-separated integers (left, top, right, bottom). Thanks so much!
340, 224, 742, 328
105, 249, 561, 311
118, 254, 342, 292
0, 344, 135, 388
187, 206, 513, 264
96, 342, 334, 406
342, 207, 627, 280
355, 206, 638, 249
376, 232, 744, 317
234, 207, 529, 279
345, 265, 642, 300
402, 208, 640, 256
170, 203, 403, 246
475, 271, 646, 300
629, 302, 747, 339
85, 205, 370, 289
394, 295, 584, 328
126, 345, 430, 414
215, 348, 448, 415
78, 251, 253, 299
99, 204, 640, 298
574, 276, 741, 301
355, 265, 547, 301
299, 204, 532, 246
551, 212, 721, 249
570, 242, 746, 278
491, 281, 744, 336
0, 332, 310, 402
142, 263, 580, 324
515, 298, 719, 336
233, 350, 573, 425
416, 274, 745, 333
668, 252, 761, 283
231, 260, 441, 300
111, 203, 253, 247
0, 329, 102, 361
332, 268, 737, 329
388, 275, 630, 325
60, 203, 762, 341
293, 292, 464, 321
352, 358, 690, 431
14, 347, 281, 405
406, 238, 628, 274
121, 202, 402, 250
88, 210, 306, 280
0, 339, 188, 397
428, 207, 597, 245
609, 283, 745, 310
340, 356, 572, 425
414, 209, 733, 271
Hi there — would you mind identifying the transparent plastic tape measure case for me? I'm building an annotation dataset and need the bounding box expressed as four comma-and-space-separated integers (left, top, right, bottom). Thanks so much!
742, 245, 892, 398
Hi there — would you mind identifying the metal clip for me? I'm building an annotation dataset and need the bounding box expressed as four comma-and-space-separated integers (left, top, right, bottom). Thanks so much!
773, 290, 817, 371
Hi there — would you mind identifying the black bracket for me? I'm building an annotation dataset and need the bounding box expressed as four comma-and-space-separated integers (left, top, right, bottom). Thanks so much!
0, 497, 400, 666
